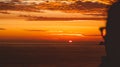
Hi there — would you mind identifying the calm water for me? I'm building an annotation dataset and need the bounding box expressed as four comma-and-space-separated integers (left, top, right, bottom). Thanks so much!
0, 43, 105, 67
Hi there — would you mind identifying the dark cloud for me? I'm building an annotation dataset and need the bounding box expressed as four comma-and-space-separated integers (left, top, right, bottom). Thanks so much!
0, 28, 6, 30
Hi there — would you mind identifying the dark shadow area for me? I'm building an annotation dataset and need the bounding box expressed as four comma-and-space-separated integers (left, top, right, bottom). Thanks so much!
100, 0, 120, 67
0, 43, 105, 67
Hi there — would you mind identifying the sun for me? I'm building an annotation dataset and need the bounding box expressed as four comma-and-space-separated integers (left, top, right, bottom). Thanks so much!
69, 40, 73, 43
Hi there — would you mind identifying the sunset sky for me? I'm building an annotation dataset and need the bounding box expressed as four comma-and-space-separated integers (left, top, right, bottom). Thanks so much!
0, 0, 115, 4
0, 10, 105, 43
0, 1, 107, 43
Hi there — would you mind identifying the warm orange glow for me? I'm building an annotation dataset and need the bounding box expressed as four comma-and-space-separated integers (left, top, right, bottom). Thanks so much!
0, 19, 105, 42
69, 40, 72, 43
0, 10, 106, 43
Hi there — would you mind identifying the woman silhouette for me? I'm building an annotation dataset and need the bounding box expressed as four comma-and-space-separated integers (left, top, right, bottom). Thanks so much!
100, 0, 120, 67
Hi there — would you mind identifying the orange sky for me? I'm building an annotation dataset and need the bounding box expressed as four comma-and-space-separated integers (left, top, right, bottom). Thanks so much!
0, 9, 106, 43
0, 18, 105, 43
